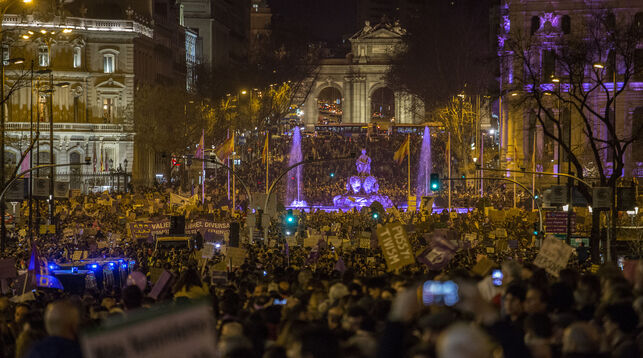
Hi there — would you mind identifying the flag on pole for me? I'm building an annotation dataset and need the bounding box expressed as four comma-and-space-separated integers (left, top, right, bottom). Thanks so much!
20, 150, 31, 178
393, 136, 410, 164
261, 132, 269, 164
28, 244, 64, 290
92, 142, 97, 173
100, 147, 104, 172
195, 132, 205, 159
215, 133, 235, 160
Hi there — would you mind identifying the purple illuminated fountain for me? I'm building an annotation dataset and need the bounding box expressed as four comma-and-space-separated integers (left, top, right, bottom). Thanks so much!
333, 149, 393, 210
417, 126, 433, 199
287, 127, 307, 207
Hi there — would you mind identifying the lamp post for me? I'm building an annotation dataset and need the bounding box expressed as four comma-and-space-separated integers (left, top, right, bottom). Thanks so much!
0, 0, 34, 255
41, 79, 69, 225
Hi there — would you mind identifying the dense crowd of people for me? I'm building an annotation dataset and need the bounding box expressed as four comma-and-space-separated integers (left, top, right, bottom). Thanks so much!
0, 130, 641, 358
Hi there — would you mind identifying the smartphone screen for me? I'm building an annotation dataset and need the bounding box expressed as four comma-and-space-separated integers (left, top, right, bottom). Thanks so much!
422, 280, 459, 306
273, 298, 287, 305
492, 269, 503, 287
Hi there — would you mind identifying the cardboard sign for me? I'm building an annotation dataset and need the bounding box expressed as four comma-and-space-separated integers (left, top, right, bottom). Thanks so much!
81, 300, 217, 358
328, 237, 342, 248
303, 237, 318, 248
286, 237, 298, 248
495, 228, 508, 238
359, 238, 370, 249
377, 222, 415, 271
39, 225, 56, 234
471, 257, 495, 276
533, 237, 574, 277
226, 247, 246, 267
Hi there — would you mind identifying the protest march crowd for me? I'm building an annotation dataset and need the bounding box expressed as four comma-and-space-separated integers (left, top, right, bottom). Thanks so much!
0, 131, 641, 358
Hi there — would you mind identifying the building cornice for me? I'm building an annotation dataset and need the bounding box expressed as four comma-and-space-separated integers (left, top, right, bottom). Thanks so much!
2, 14, 153, 39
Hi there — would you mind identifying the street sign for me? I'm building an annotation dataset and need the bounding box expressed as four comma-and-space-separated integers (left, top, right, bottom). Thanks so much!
549, 185, 568, 205
32, 178, 50, 198
617, 187, 636, 211
592, 187, 611, 209
54, 181, 70, 199
5, 179, 25, 201
545, 211, 575, 234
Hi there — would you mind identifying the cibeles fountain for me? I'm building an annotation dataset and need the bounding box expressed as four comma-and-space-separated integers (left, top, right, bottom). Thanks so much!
333, 149, 393, 210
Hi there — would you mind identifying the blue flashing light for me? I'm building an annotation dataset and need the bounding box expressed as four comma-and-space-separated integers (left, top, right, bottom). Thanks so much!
118, 259, 124, 263
129, 261, 135, 266
108, 262, 115, 268
121, 264, 128, 270
48, 264, 56, 270
90, 264, 99, 270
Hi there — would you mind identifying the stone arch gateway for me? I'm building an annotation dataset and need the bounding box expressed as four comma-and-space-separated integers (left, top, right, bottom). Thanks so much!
301, 21, 423, 128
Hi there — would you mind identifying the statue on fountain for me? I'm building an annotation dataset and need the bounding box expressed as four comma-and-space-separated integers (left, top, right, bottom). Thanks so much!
356, 149, 371, 176
333, 149, 393, 210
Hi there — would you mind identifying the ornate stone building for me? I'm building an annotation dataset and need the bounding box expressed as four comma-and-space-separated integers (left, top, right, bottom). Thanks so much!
301, 21, 423, 128
497, 0, 643, 179
2, 0, 197, 190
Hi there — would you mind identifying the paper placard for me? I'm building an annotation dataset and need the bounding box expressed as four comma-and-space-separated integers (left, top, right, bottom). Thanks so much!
359, 238, 370, 249
226, 247, 246, 267
533, 237, 574, 277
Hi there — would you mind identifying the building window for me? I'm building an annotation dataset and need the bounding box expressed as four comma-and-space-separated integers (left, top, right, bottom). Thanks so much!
542, 50, 556, 81
103, 54, 115, 73
73, 47, 82, 68
102, 98, 114, 120
38, 46, 49, 67
530, 16, 540, 35
561, 15, 571, 34
2, 45, 9, 65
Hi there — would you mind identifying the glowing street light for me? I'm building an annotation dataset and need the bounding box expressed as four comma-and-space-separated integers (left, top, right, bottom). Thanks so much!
593, 63, 604, 69
240, 90, 248, 95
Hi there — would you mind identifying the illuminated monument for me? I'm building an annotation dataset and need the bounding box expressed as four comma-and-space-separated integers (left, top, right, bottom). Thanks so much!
333, 149, 393, 210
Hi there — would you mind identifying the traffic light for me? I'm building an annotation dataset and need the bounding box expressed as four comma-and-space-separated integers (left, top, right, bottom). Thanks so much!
283, 209, 298, 236
532, 222, 540, 236
372, 212, 379, 220
330, 172, 335, 178
430, 173, 440, 191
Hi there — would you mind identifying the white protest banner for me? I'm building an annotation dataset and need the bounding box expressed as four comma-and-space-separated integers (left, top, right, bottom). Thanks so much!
81, 300, 216, 358
533, 237, 574, 277
377, 222, 415, 271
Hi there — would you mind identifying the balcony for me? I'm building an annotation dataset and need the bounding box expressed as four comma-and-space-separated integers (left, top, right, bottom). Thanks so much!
5, 122, 133, 133
2, 15, 153, 38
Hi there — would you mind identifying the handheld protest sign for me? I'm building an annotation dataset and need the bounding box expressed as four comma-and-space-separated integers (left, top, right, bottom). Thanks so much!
377, 222, 415, 271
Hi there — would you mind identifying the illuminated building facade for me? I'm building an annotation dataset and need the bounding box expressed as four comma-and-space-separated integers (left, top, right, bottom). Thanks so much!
2, 0, 197, 189
498, 0, 643, 178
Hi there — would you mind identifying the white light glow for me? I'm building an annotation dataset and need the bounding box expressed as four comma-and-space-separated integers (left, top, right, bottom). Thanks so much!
563, 204, 569, 212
